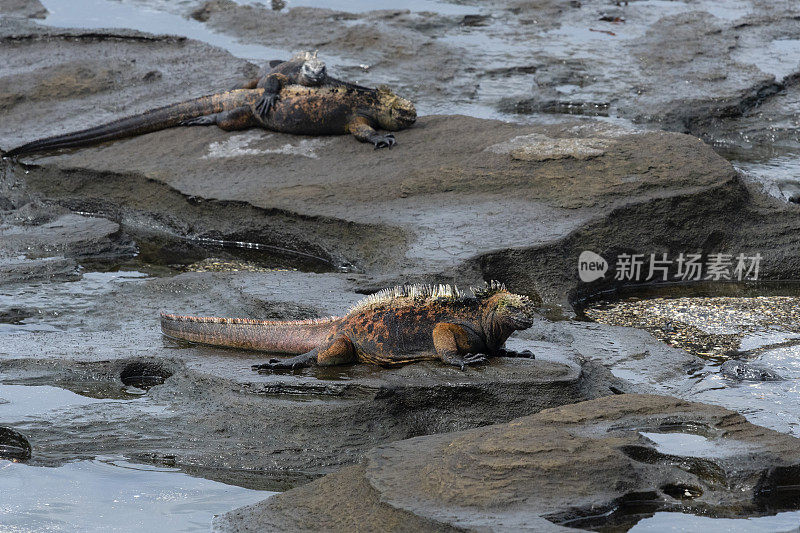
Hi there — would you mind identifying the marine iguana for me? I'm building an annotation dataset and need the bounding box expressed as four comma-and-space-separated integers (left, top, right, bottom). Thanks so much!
235, 51, 335, 119
4, 64, 415, 157
160, 282, 536, 371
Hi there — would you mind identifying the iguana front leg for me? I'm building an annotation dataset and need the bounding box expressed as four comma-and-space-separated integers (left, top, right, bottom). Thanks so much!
433, 323, 487, 370
347, 116, 396, 149
254, 73, 290, 120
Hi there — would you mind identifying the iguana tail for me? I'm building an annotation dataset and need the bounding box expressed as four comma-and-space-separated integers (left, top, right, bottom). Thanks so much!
5, 89, 262, 157
160, 312, 339, 354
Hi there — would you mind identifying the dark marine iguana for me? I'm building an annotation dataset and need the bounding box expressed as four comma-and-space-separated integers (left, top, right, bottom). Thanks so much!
160, 282, 536, 371
234, 50, 336, 119
4, 56, 415, 157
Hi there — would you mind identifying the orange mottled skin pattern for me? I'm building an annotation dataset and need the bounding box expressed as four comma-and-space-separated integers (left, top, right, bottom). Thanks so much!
160, 287, 535, 371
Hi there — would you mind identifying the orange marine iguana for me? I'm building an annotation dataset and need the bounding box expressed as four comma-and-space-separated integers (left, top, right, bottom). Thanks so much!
4, 53, 415, 157
160, 282, 536, 371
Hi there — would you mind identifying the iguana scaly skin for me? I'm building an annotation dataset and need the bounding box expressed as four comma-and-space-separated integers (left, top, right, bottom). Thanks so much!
5, 66, 415, 156
235, 51, 337, 120
160, 282, 536, 371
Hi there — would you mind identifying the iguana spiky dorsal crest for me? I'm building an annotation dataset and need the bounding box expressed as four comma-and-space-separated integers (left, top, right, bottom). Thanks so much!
348, 281, 523, 314
471, 280, 507, 297
349, 283, 465, 313
290, 49, 326, 82
291, 50, 318, 62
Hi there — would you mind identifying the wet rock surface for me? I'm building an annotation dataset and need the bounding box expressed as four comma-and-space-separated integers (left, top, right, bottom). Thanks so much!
1, 213, 131, 261
2, 1, 800, 530
218, 394, 800, 532
175, 0, 800, 204
0, 268, 634, 486
176, 0, 800, 142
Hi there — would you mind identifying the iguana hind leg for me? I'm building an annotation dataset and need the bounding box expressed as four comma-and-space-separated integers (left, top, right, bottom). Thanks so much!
347, 116, 396, 149
316, 336, 356, 366
181, 107, 258, 131
252, 336, 356, 372
253, 348, 319, 372
433, 323, 487, 370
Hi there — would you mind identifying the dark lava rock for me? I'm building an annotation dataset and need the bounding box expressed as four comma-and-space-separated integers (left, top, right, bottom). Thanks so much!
217, 394, 800, 532
720, 359, 784, 382
0, 14, 797, 498
0, 426, 31, 461
0, 19, 252, 148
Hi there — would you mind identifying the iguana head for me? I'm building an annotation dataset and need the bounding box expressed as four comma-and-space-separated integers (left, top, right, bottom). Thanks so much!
294, 50, 327, 85
475, 282, 536, 346
375, 86, 417, 131
490, 292, 535, 331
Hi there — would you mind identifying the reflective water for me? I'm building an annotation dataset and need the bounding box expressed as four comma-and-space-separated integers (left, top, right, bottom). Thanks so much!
584, 288, 800, 437
639, 431, 753, 459
39, 0, 289, 61
0, 457, 274, 532
630, 511, 800, 533
0, 383, 125, 420
0, 383, 274, 530
232, 0, 478, 15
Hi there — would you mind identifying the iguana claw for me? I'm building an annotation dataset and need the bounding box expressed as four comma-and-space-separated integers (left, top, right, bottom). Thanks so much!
451, 352, 488, 370
373, 134, 396, 150
255, 93, 279, 119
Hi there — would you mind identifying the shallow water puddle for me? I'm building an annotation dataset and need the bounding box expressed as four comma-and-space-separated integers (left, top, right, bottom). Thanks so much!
38, 0, 288, 62
736, 154, 800, 203
629, 510, 800, 532
232, 0, 478, 15
639, 431, 752, 459
0, 457, 275, 532
0, 384, 273, 530
0, 383, 125, 421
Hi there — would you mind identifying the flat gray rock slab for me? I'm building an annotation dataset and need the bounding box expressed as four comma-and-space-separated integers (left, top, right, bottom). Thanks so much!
218, 394, 800, 532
